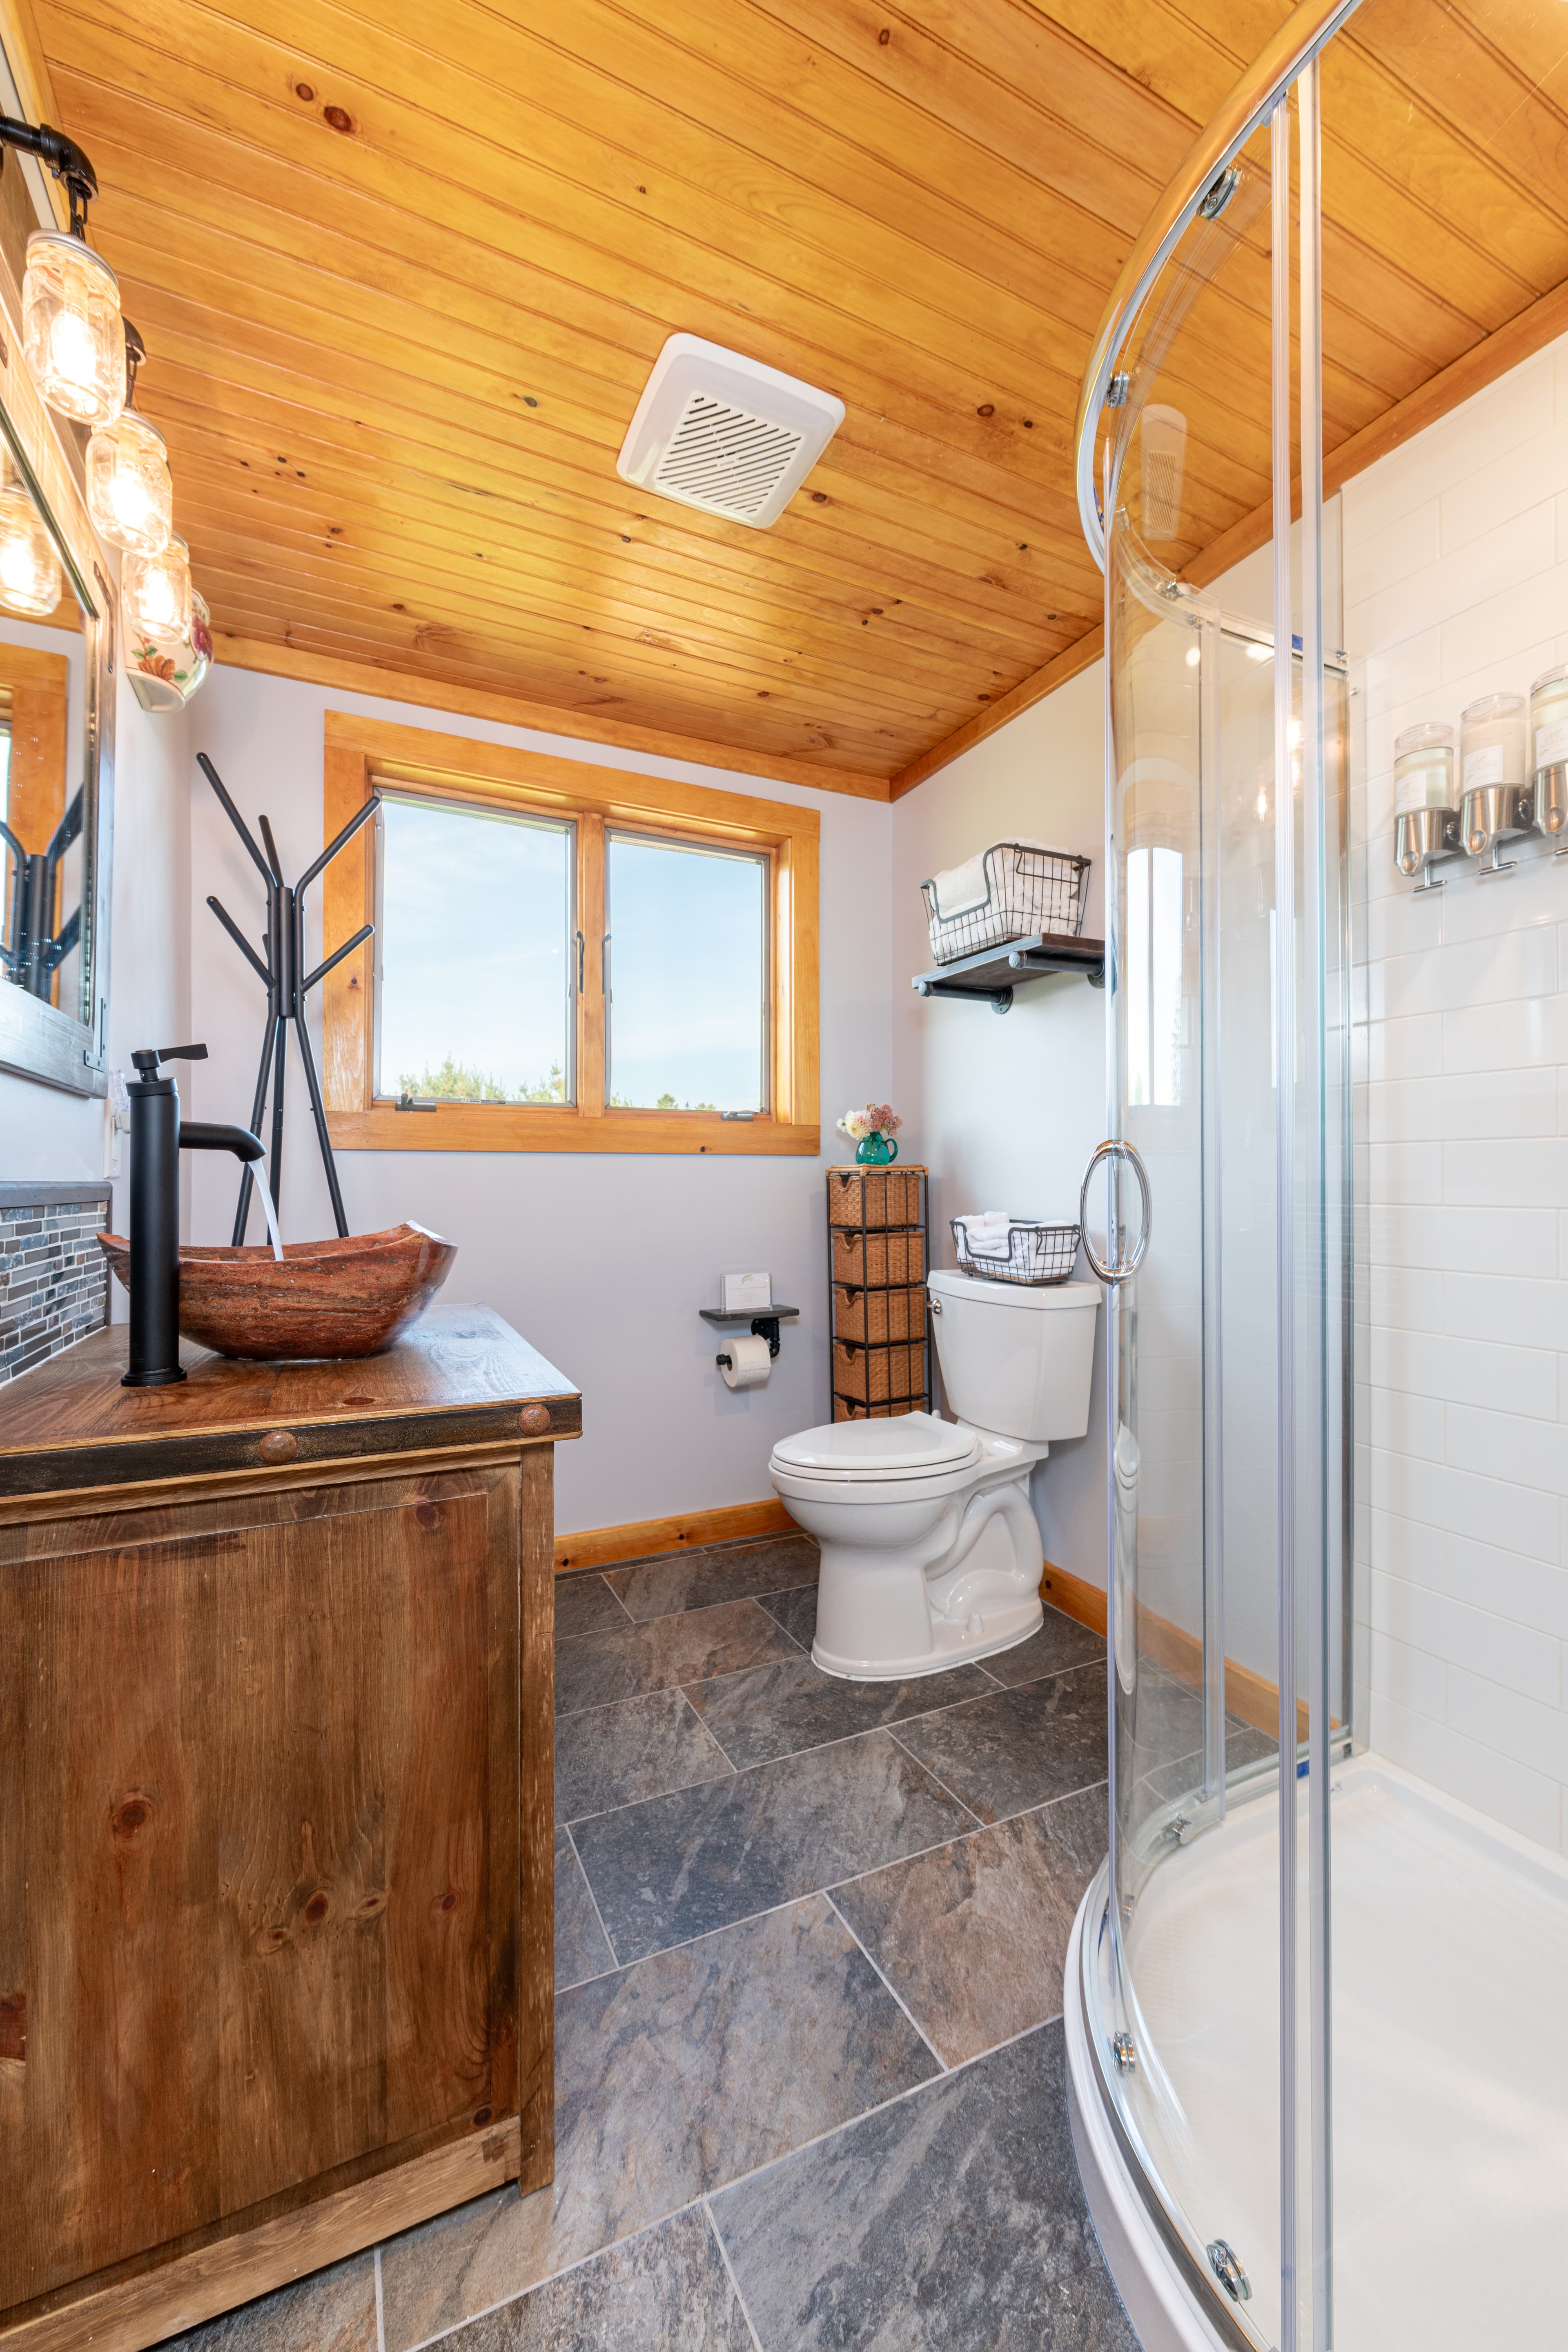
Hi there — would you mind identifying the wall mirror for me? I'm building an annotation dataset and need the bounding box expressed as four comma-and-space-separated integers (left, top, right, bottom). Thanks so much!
0, 383, 113, 1097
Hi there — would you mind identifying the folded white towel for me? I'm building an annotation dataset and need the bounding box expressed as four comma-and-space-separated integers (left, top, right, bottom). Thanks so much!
958, 1211, 1013, 1258
927, 839, 1073, 920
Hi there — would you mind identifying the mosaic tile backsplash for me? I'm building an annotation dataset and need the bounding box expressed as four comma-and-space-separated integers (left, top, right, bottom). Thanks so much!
0, 1185, 111, 1386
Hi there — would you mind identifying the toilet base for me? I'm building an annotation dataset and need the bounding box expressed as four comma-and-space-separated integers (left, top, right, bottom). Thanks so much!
812, 1591, 1043, 1681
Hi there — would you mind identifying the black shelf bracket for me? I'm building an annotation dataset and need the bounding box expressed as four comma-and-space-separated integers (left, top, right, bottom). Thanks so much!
913, 929, 1106, 1013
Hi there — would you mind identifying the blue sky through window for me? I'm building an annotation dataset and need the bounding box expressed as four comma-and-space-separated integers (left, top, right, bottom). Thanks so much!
608, 832, 766, 1111
376, 792, 572, 1101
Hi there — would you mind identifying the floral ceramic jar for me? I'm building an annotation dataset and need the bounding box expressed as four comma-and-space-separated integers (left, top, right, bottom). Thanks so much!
128, 587, 212, 713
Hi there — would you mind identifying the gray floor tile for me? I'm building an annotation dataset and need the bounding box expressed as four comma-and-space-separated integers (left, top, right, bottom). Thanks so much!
554, 1571, 630, 1641
556, 1688, 734, 1822
380, 1896, 936, 2347
606, 1533, 818, 1622
160, 2254, 376, 2351
431, 2207, 753, 2350
893, 1662, 1107, 1824
831, 1784, 1107, 2065
757, 1581, 817, 1651
556, 1597, 800, 1715
982, 1603, 1103, 1687
572, 1728, 977, 1963
710, 2021, 1138, 2351
555, 1827, 614, 1991
688, 1651, 995, 1770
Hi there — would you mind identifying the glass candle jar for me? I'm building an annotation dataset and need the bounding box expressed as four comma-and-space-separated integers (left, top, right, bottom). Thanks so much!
22, 231, 124, 428
1393, 721, 1456, 813
87, 409, 172, 556
0, 482, 61, 617
1460, 692, 1527, 793
123, 533, 192, 649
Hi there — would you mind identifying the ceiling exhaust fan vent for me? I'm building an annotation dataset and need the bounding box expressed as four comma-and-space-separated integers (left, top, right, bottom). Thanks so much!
617, 335, 844, 530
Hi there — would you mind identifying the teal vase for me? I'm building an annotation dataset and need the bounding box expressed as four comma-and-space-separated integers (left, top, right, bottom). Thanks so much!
855, 1132, 897, 1165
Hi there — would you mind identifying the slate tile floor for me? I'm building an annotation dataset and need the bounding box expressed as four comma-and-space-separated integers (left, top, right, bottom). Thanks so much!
169, 1531, 1142, 2352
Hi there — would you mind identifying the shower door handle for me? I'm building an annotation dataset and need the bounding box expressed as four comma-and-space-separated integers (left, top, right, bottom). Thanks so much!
1079, 1139, 1152, 1285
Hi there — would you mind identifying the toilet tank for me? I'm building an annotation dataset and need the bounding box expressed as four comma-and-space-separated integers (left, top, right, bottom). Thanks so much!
927, 1269, 1101, 1442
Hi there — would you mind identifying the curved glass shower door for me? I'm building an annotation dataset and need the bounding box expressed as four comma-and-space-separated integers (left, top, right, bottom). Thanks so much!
1082, 91, 1352, 2352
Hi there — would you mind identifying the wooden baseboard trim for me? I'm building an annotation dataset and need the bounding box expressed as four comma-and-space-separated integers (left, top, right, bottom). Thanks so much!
2, 2120, 526, 2352
1038, 1559, 1304, 1744
1040, 1558, 1107, 1635
555, 1497, 795, 1572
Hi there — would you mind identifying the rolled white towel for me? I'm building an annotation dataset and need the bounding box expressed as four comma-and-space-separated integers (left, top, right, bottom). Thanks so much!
927, 840, 1074, 920
958, 1211, 1013, 1258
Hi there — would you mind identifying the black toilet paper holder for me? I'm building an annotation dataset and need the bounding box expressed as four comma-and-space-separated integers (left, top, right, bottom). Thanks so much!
699, 1304, 800, 1365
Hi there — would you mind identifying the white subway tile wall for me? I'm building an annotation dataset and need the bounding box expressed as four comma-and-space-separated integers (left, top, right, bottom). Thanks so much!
1346, 334, 1568, 1854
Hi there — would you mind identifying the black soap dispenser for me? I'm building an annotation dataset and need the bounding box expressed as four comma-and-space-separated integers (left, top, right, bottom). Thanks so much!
122, 1043, 267, 1388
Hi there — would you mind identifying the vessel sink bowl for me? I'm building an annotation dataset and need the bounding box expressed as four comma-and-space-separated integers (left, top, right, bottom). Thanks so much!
99, 1221, 458, 1360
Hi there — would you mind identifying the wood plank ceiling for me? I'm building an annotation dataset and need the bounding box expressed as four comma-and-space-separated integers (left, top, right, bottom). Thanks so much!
21, 0, 1568, 792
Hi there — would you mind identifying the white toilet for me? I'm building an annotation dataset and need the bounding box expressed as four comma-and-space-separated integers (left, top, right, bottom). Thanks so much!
768, 1270, 1101, 1680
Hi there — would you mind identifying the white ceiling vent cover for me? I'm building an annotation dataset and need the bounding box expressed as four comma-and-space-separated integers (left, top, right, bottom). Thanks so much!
616, 334, 845, 530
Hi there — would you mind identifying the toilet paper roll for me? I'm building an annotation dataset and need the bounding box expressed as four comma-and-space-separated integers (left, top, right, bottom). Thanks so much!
719, 1332, 772, 1390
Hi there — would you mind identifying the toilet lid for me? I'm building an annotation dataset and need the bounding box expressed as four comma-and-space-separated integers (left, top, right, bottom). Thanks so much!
771, 1412, 982, 1479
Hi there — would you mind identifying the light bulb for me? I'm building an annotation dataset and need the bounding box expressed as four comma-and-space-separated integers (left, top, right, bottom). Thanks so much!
47, 303, 96, 395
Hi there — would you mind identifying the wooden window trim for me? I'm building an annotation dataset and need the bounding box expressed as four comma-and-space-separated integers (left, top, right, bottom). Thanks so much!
321, 712, 820, 1156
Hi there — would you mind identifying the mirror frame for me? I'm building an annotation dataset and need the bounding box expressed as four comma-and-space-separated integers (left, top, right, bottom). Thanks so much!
0, 283, 115, 1100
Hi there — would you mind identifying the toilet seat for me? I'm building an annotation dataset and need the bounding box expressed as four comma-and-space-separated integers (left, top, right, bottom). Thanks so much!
771, 1412, 982, 1485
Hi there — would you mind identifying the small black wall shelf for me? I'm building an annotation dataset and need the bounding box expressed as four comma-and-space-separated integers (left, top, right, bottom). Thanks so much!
699, 1304, 799, 1361
912, 929, 1105, 1013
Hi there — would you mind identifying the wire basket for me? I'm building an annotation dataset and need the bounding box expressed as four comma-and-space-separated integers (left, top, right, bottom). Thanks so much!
921, 843, 1090, 966
951, 1218, 1080, 1285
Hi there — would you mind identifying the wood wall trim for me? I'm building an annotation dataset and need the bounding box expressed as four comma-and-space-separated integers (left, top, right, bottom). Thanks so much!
321, 714, 820, 1158
1038, 1557, 1306, 1745
220, 635, 890, 804
554, 1495, 794, 1572
892, 268, 1568, 801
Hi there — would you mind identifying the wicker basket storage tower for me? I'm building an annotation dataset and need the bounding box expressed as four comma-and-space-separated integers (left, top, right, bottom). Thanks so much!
826, 1164, 929, 1421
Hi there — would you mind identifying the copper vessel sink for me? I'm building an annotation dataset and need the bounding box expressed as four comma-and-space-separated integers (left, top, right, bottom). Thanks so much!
99, 1221, 458, 1360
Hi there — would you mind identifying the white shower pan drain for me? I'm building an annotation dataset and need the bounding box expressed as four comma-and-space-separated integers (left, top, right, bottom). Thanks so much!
1067, 1752, 1568, 2352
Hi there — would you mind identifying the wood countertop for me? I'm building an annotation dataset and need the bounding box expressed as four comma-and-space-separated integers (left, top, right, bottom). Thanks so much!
0, 1304, 581, 1499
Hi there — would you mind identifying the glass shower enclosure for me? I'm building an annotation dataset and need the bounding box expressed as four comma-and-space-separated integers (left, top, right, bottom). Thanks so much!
1058, 2, 1568, 2345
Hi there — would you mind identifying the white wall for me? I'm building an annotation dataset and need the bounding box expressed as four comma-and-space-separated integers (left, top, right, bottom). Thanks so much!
180, 666, 892, 1536
891, 662, 1109, 1590
1345, 336, 1568, 1855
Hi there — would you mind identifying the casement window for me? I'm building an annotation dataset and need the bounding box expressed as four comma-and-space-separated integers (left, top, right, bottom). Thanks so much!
321, 713, 819, 1155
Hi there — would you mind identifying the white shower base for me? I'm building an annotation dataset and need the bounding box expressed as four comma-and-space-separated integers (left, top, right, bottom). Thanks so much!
1067, 1752, 1568, 2351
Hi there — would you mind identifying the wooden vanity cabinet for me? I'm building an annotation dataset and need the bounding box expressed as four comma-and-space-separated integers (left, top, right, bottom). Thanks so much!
0, 1306, 579, 2352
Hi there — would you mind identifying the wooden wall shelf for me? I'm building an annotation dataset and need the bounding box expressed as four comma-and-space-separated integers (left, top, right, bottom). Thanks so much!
911, 930, 1106, 1012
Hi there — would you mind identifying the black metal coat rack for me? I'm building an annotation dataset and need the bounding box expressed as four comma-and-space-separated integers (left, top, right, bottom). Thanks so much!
198, 753, 378, 1243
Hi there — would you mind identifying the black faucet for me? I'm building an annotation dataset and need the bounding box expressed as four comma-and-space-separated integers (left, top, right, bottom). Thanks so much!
122, 1043, 267, 1388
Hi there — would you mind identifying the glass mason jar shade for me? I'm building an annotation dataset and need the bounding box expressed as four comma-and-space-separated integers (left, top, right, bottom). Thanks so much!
87, 408, 172, 555
22, 231, 124, 427
0, 481, 61, 617
123, 532, 192, 648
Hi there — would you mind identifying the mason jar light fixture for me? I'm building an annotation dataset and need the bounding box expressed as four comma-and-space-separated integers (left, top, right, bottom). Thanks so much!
123, 531, 192, 648
0, 479, 62, 617
87, 325, 172, 554
23, 228, 123, 425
